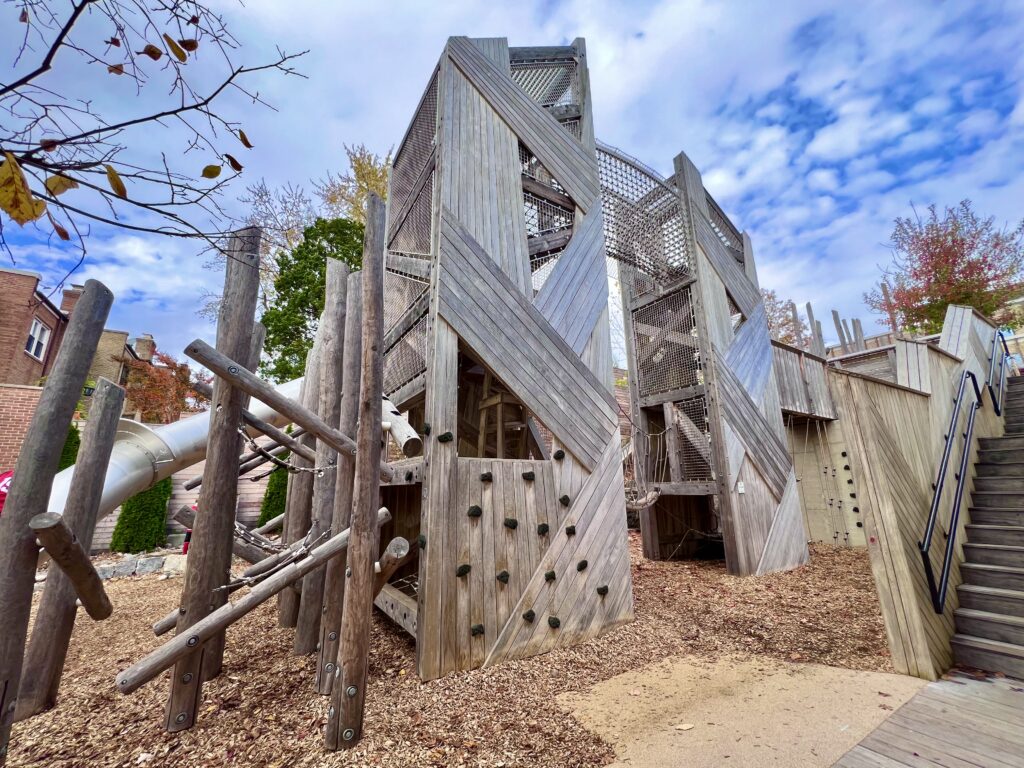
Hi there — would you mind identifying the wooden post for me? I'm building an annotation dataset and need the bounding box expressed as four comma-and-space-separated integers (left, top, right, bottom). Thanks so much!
16, 377, 124, 721
116, 509, 391, 696
789, 302, 804, 348
832, 310, 850, 354
317, 270, 363, 692
805, 302, 822, 356
852, 318, 866, 351
327, 194, 385, 749
295, 259, 349, 655
372, 537, 412, 595
278, 331, 323, 627
880, 281, 899, 333
0, 279, 112, 764
164, 228, 260, 733
382, 396, 422, 457
815, 320, 825, 357
27, 514, 112, 620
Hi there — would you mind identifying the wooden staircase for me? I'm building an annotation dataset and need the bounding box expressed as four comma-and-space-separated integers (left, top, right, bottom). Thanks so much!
953, 375, 1024, 679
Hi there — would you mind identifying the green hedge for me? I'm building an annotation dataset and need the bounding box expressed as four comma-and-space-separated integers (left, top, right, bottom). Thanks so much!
110, 477, 173, 553
58, 424, 80, 471
257, 466, 288, 527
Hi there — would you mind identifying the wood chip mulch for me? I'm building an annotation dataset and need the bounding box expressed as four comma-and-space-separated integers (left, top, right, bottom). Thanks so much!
10, 536, 891, 767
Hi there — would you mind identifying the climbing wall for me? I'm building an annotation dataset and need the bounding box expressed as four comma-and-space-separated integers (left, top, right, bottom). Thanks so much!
383, 37, 633, 681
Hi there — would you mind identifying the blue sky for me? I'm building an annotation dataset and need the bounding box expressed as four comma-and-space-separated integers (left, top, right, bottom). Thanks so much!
3, 0, 1024, 363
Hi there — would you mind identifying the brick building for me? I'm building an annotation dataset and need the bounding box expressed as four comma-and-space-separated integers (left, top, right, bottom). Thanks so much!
0, 267, 72, 386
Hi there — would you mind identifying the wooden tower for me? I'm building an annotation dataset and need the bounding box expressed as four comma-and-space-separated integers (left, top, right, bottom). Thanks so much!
378, 37, 632, 680
609, 146, 809, 576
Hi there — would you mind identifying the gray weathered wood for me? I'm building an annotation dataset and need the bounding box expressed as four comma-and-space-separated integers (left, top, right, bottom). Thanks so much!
295, 259, 349, 655
327, 194, 386, 749
165, 228, 260, 733
0, 278, 112, 764
16, 377, 124, 721
171, 506, 271, 566
116, 509, 391, 696
372, 537, 412, 596
382, 396, 423, 457
30, 514, 111, 620
253, 513, 285, 536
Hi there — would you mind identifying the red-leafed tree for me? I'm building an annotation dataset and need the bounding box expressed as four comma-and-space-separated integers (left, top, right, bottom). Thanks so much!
121, 351, 210, 423
866, 201, 1024, 334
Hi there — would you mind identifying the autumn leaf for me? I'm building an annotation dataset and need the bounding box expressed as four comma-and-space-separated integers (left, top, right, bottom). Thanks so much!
40, 139, 58, 152
225, 154, 243, 172
163, 33, 187, 62
188, 14, 199, 24
106, 35, 121, 47
0, 152, 47, 226
47, 210, 70, 241
105, 164, 127, 198
140, 44, 162, 61
108, 63, 125, 75
45, 174, 79, 196
178, 39, 198, 52
19, 8, 28, 22
201, 164, 222, 179
238, 129, 254, 149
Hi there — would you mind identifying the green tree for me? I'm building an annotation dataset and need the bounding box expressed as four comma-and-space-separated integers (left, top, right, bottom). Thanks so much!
110, 477, 173, 553
261, 217, 363, 381
58, 424, 80, 471
257, 466, 289, 526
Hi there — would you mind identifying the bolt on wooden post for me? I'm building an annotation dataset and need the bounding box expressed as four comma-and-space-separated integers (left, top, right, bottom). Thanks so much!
164, 228, 260, 733
326, 193, 386, 749
0, 279, 113, 765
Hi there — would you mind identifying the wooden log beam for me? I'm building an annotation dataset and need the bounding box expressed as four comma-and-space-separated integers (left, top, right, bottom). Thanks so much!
253, 513, 284, 536
382, 396, 422, 457
0, 279, 113, 764
317, 271, 363, 693
171, 506, 272, 566
153, 609, 179, 637
372, 538, 412, 596
184, 340, 395, 482
29, 514, 112, 620
165, 228, 260, 732
295, 259, 349, 655
16, 377, 124, 721
117, 508, 391, 695
327, 194, 386, 749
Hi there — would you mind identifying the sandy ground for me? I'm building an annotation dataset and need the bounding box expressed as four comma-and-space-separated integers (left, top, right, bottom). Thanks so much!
8, 537, 896, 767
563, 654, 925, 768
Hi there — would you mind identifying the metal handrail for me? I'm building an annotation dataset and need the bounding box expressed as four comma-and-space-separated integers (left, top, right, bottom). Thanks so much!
986, 329, 1011, 416
920, 370, 984, 614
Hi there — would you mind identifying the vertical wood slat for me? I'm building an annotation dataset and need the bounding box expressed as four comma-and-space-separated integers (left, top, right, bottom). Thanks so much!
16, 377, 125, 721
165, 229, 260, 732
327, 195, 386, 749
0, 280, 113, 763
294, 260, 349, 655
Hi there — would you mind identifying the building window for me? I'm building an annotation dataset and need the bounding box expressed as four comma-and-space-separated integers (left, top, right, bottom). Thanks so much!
25, 318, 51, 361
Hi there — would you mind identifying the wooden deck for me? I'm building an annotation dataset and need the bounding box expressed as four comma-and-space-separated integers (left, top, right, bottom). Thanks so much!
834, 670, 1024, 767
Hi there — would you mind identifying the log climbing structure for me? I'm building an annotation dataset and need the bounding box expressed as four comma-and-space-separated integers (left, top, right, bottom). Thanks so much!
605, 142, 809, 576
378, 37, 633, 680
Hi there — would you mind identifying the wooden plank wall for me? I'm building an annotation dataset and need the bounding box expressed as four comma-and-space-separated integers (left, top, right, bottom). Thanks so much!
772, 341, 837, 420
829, 320, 1003, 679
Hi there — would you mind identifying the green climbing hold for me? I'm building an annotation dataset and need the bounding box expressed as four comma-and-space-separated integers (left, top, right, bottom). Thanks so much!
596, 585, 609, 596
544, 570, 556, 582
565, 525, 576, 536
577, 559, 588, 572
548, 616, 561, 629
467, 505, 483, 518
522, 470, 535, 481
471, 624, 485, 637
553, 449, 565, 460
523, 609, 536, 622
503, 517, 518, 530
456, 563, 471, 577
423, 422, 431, 435
405, 471, 413, 482
480, 471, 492, 482
559, 495, 570, 506
437, 431, 453, 443
496, 570, 510, 584
537, 523, 550, 535
417, 534, 427, 550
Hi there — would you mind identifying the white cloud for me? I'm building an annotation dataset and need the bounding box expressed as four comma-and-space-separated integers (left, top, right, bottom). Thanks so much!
807, 168, 840, 192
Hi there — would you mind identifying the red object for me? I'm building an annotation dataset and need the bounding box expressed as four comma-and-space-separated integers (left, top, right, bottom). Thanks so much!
182, 529, 192, 554
0, 470, 13, 517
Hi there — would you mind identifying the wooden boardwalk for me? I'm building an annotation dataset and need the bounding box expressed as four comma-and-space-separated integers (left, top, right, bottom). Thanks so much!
834, 670, 1024, 767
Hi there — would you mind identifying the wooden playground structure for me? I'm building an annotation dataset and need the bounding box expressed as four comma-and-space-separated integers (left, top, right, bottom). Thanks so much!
0, 34, 1020, 767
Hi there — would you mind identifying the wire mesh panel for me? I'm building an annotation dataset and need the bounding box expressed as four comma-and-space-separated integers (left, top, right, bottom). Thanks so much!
510, 58, 578, 107
383, 269, 429, 335
674, 395, 714, 481
597, 143, 692, 293
389, 172, 434, 256
523, 190, 573, 237
390, 73, 438, 224
519, 143, 566, 193
560, 118, 582, 141
631, 286, 702, 398
383, 314, 428, 396
705, 192, 743, 258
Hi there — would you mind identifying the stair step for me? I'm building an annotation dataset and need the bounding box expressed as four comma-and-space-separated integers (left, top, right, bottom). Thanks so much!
962, 562, 1024, 591
963, 542, 1024, 567
980, 436, 1024, 451
976, 462, 1024, 477
978, 450, 1024, 465
958, 583, 1024, 618
974, 476, 1024, 493
955, 608, 1024, 645
966, 524, 1024, 546
952, 634, 1024, 680
969, 507, 1024, 526
971, 491, 1024, 509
